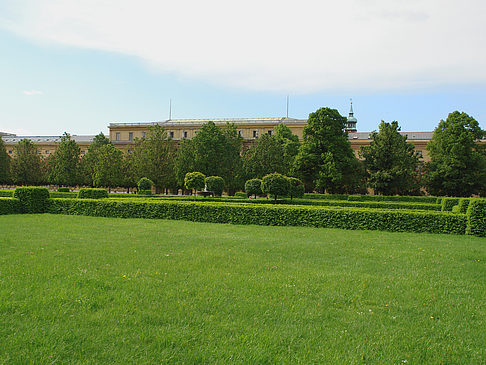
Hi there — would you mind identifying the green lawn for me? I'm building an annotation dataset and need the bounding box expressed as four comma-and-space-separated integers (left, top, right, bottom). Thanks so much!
0, 214, 485, 364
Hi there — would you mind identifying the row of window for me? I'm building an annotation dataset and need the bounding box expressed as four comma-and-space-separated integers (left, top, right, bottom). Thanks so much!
114, 129, 275, 141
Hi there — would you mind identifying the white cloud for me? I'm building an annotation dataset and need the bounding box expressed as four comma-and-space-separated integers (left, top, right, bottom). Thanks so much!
23, 90, 43, 96
2, 0, 486, 93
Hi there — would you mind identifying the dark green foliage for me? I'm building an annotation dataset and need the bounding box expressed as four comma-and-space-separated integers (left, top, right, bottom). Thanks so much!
79, 132, 112, 186
441, 198, 460, 211
48, 133, 81, 186
304, 193, 349, 200
93, 144, 124, 190
0, 198, 22, 215
57, 187, 70, 192
49, 191, 78, 198
436, 197, 443, 205
77, 188, 108, 199
234, 192, 247, 198
0, 190, 14, 197
10, 139, 44, 185
138, 177, 154, 192
245, 179, 263, 198
466, 199, 486, 236
261, 173, 290, 202
457, 198, 471, 214
184, 172, 206, 195
0, 137, 11, 184
13, 187, 50, 213
49, 198, 466, 235
425, 111, 486, 196
360, 121, 420, 195
293, 107, 362, 193
205, 176, 224, 196
138, 190, 152, 195
304, 193, 437, 204
243, 133, 287, 179
287, 177, 305, 200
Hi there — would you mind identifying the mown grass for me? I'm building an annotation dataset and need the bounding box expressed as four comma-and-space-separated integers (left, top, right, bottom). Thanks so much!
0, 214, 485, 364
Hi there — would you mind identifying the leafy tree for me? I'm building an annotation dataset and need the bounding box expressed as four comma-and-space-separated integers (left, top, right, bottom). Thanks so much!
48, 133, 81, 187
93, 144, 124, 192
425, 111, 486, 197
184, 172, 205, 197
205, 176, 224, 196
138, 177, 154, 191
0, 137, 11, 184
175, 122, 243, 194
293, 107, 362, 193
360, 121, 420, 195
274, 123, 300, 170
132, 124, 177, 193
245, 178, 263, 198
287, 177, 305, 200
261, 172, 290, 203
243, 133, 286, 179
80, 132, 112, 186
10, 139, 44, 185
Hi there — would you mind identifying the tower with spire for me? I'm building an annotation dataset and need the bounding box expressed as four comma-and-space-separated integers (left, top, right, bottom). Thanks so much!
346, 99, 357, 132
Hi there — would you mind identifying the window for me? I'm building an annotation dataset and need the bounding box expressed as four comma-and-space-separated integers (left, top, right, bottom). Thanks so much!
45, 150, 50, 154
183, 131, 188, 138
416, 150, 423, 157
253, 130, 258, 138
267, 130, 273, 136
128, 132, 133, 141
238, 130, 242, 137
116, 132, 120, 141
169, 131, 174, 138
142, 131, 146, 138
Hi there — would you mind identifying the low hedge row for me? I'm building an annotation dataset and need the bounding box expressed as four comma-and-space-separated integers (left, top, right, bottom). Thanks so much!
304, 193, 437, 204
441, 197, 460, 211
0, 190, 14, 197
78, 188, 109, 199
49, 198, 466, 235
0, 198, 22, 215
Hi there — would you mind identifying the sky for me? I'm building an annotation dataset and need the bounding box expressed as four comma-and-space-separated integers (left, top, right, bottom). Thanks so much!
0, 0, 485, 136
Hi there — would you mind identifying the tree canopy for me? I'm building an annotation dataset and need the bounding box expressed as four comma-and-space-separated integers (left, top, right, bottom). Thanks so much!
48, 133, 81, 186
0, 137, 10, 184
425, 111, 486, 196
10, 139, 44, 185
360, 121, 420, 195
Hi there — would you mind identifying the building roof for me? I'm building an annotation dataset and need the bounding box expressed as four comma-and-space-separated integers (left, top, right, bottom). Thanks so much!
347, 131, 435, 141
109, 117, 307, 128
0, 132, 16, 137
2, 135, 96, 145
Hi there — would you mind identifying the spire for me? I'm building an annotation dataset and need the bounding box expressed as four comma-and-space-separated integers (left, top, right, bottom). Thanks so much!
349, 99, 354, 117
346, 98, 357, 133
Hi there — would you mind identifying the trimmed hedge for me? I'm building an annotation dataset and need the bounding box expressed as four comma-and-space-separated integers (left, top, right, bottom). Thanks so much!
77, 188, 109, 199
57, 187, 70, 192
304, 193, 349, 201
466, 199, 486, 237
49, 198, 466, 235
304, 193, 437, 204
457, 198, 471, 214
13, 187, 50, 213
0, 198, 22, 215
441, 198, 460, 212
0, 190, 14, 197
50, 191, 78, 199
234, 192, 247, 198
138, 190, 152, 195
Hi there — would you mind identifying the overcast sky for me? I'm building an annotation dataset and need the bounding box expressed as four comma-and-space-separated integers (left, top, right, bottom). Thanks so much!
0, 0, 485, 135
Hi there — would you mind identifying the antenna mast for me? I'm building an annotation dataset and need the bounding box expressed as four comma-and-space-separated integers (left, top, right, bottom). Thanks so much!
169, 99, 172, 120
286, 95, 289, 118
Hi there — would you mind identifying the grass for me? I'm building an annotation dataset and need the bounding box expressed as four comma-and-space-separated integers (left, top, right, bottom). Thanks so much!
0, 214, 485, 364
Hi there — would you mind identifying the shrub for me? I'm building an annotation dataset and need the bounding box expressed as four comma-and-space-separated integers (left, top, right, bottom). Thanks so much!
0, 198, 22, 215
138, 177, 154, 192
466, 199, 486, 237
57, 187, 70, 192
457, 198, 471, 214
304, 193, 349, 200
13, 187, 50, 213
184, 172, 206, 195
234, 192, 247, 198
436, 197, 443, 205
138, 190, 152, 196
49, 198, 467, 235
287, 177, 305, 200
452, 205, 460, 213
245, 179, 263, 198
441, 197, 460, 211
205, 176, 224, 196
77, 188, 108, 199
0, 190, 14, 198
261, 173, 290, 202
49, 191, 78, 199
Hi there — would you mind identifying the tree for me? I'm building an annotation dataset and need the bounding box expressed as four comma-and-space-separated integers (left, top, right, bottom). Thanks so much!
245, 178, 263, 198
184, 172, 205, 197
360, 121, 420, 195
293, 107, 362, 193
287, 177, 305, 200
274, 123, 300, 171
93, 144, 124, 192
243, 133, 286, 179
132, 124, 177, 193
80, 132, 112, 186
261, 172, 290, 203
425, 111, 486, 197
205, 176, 224, 196
175, 122, 243, 194
48, 133, 81, 187
0, 137, 11, 184
10, 139, 44, 185
137, 177, 153, 194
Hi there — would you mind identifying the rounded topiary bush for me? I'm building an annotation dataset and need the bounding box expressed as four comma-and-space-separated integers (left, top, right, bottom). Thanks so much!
287, 177, 305, 200
205, 176, 224, 196
245, 179, 263, 198
138, 177, 154, 194
184, 172, 206, 196
261, 173, 290, 203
